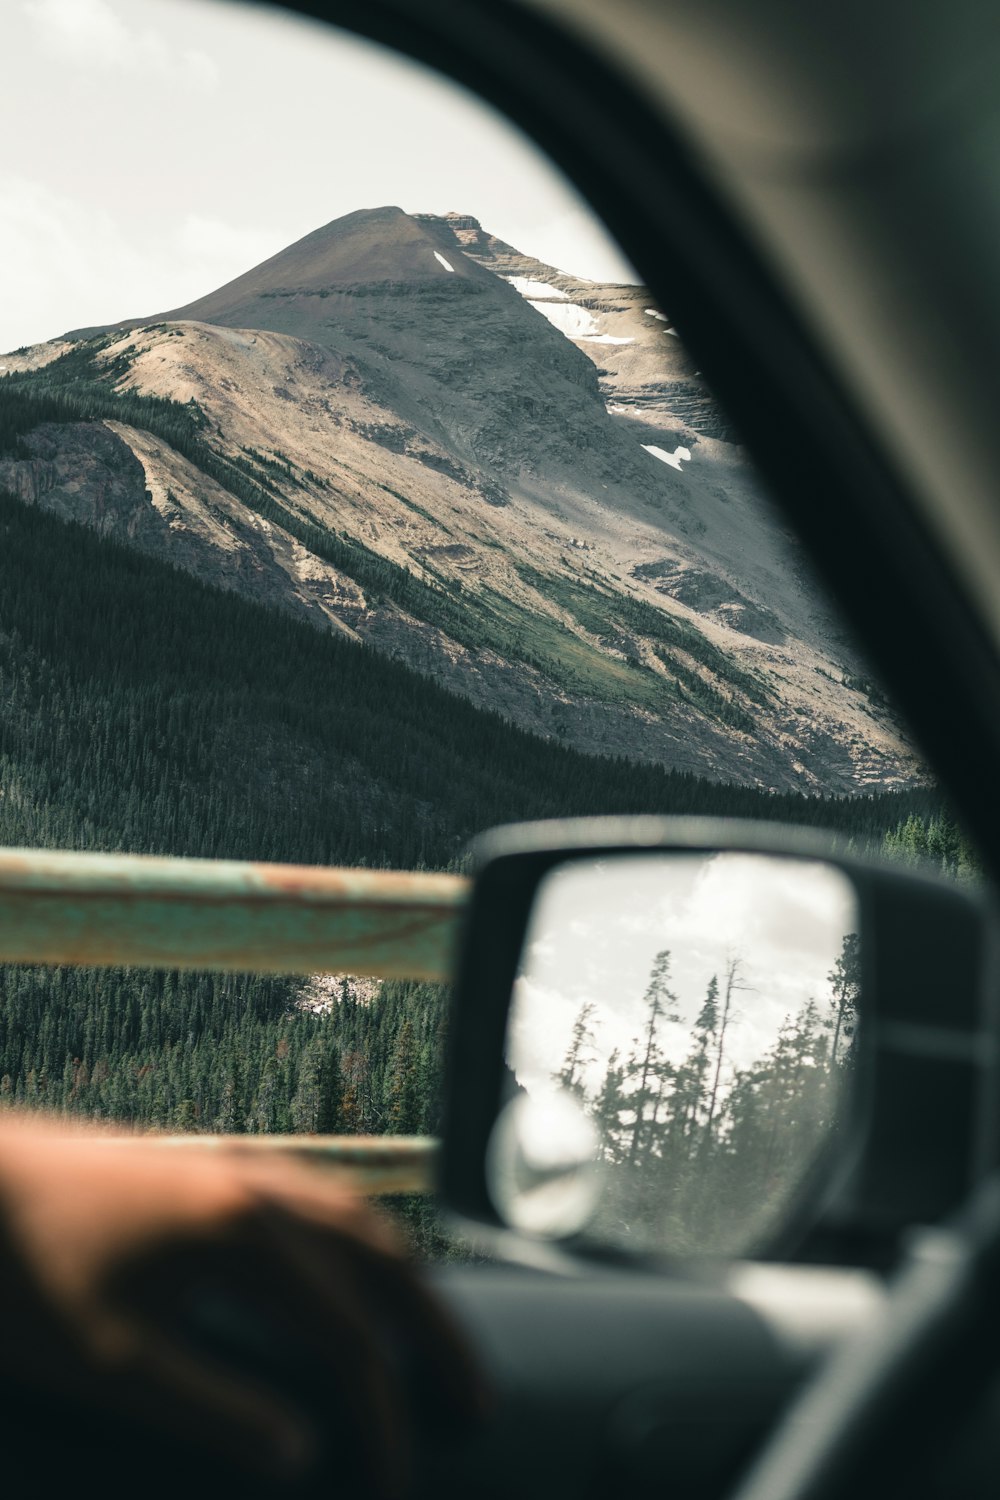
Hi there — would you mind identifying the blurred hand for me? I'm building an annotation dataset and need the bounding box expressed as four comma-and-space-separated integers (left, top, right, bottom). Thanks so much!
0, 1115, 484, 1494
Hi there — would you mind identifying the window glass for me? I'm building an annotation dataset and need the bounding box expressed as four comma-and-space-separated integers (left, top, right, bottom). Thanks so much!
0, 0, 965, 1256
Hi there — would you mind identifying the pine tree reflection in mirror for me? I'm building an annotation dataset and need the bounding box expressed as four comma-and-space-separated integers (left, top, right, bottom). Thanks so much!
502, 853, 860, 1255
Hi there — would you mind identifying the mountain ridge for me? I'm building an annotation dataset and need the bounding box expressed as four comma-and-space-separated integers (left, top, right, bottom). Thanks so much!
1, 205, 920, 793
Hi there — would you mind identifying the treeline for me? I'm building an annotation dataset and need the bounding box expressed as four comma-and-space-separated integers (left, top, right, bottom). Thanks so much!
0, 963, 452, 1254
882, 812, 980, 879
0, 490, 939, 866
0, 969, 443, 1140
560, 935, 859, 1256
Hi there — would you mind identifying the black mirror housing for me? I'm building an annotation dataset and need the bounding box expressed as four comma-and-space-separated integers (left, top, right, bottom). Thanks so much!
440, 817, 993, 1261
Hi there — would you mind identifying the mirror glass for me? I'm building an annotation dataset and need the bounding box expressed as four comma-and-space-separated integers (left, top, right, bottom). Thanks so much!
497, 851, 860, 1255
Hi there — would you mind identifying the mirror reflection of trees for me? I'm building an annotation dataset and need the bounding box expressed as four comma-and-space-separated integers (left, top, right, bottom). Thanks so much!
557, 931, 859, 1255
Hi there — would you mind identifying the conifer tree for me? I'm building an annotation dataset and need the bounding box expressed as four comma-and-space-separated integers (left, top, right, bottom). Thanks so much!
316, 1042, 344, 1135
553, 1001, 598, 1099
385, 1019, 421, 1136
592, 1048, 627, 1164
703, 957, 748, 1145
626, 949, 680, 1166
827, 932, 860, 1068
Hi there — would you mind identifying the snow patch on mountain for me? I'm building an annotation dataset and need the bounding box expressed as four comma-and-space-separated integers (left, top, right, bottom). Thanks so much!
527, 300, 598, 339
643, 442, 692, 471
507, 276, 570, 300
504, 277, 633, 344
525, 299, 631, 345
433, 251, 455, 272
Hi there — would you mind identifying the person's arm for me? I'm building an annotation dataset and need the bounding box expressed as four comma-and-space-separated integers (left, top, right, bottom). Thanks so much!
0, 1114, 483, 1493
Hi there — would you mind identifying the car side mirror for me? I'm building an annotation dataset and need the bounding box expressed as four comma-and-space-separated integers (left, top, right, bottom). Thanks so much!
440, 818, 993, 1262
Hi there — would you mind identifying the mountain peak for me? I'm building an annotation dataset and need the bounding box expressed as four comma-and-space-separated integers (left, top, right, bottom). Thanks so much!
130, 206, 480, 331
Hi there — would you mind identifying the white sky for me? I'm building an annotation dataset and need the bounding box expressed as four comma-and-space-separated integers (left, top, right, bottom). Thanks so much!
508, 852, 858, 1098
1, 0, 638, 352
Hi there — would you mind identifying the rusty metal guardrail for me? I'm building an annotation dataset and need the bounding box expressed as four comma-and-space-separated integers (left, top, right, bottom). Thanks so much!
0, 847, 468, 978
0, 848, 470, 1192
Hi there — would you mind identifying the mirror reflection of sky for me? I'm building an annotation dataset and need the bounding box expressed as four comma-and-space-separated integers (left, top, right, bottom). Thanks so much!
508, 853, 858, 1097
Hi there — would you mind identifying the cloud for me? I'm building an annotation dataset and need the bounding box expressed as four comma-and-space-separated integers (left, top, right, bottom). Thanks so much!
173, 215, 279, 272
21, 0, 218, 88
509, 851, 858, 1092
0, 179, 276, 350
0, 177, 132, 347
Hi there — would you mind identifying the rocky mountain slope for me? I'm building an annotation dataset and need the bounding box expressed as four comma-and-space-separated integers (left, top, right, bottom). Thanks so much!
0, 206, 919, 792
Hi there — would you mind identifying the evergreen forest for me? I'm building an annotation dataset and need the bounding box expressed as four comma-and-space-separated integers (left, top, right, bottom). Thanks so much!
0, 482, 966, 1252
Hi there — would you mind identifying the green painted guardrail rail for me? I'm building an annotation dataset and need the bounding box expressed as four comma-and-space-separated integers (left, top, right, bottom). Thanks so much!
0, 847, 470, 1194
